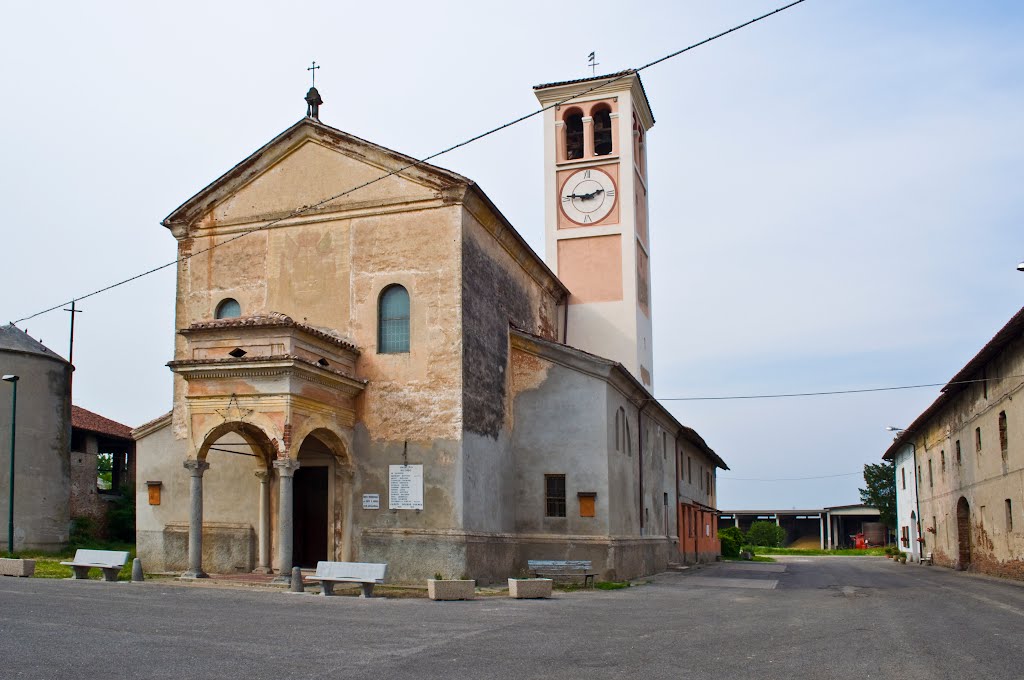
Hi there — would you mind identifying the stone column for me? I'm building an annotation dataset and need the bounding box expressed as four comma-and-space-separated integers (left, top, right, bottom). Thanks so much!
582, 116, 594, 157
273, 458, 300, 580
253, 470, 272, 574
182, 459, 210, 579
819, 514, 826, 550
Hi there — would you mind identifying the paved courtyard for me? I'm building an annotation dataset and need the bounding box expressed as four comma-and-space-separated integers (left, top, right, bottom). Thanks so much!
2, 556, 1023, 679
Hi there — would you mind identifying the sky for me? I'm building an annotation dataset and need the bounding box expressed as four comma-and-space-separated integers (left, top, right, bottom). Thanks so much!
1, 1, 1022, 509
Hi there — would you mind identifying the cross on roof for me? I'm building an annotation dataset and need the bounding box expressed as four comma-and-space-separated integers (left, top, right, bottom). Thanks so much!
308, 61, 320, 87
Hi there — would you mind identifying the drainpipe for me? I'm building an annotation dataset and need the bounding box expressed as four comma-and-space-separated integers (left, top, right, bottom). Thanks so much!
637, 400, 647, 535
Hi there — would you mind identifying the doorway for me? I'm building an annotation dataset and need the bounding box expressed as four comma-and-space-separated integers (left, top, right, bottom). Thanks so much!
293, 466, 329, 568
956, 497, 971, 570
910, 511, 919, 562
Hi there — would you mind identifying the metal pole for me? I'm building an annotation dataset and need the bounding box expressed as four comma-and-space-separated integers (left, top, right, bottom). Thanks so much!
7, 379, 17, 555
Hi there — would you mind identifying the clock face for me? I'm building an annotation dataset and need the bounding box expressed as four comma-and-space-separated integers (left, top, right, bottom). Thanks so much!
560, 167, 616, 225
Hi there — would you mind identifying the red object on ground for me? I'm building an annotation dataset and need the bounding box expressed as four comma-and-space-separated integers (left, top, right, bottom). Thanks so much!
855, 533, 867, 550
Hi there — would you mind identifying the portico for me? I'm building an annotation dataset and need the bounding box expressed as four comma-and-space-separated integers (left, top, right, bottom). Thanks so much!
169, 313, 364, 578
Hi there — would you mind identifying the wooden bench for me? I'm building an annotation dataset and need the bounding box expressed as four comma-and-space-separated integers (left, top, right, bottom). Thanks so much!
920, 552, 933, 566
528, 560, 597, 587
60, 549, 129, 582
307, 561, 387, 597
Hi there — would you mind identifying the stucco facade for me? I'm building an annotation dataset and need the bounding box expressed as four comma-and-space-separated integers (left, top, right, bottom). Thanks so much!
136, 80, 726, 584
884, 306, 1024, 579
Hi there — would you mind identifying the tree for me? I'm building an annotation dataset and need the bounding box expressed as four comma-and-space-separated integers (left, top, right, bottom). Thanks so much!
859, 460, 896, 529
719, 526, 744, 557
747, 520, 786, 547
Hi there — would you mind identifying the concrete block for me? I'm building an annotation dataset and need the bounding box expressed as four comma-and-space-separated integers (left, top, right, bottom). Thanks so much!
428, 579, 475, 601
508, 578, 552, 599
0, 558, 35, 577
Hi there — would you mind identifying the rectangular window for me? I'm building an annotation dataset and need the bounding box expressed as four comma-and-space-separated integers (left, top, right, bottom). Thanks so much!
940, 451, 945, 474
976, 427, 982, 453
901, 467, 906, 490
956, 440, 961, 465
687, 456, 692, 483
917, 465, 921, 487
706, 471, 711, 496
662, 432, 667, 459
699, 465, 704, 490
545, 475, 567, 517
928, 459, 933, 488
999, 411, 1008, 456
1006, 499, 1013, 532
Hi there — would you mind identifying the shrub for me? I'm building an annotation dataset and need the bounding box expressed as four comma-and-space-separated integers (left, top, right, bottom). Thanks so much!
747, 520, 786, 548
69, 517, 96, 546
105, 489, 135, 543
719, 526, 744, 558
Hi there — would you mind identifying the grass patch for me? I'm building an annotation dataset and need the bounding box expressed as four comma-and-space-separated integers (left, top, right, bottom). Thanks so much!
594, 580, 631, 590
752, 547, 888, 557
722, 555, 777, 563
11, 543, 136, 581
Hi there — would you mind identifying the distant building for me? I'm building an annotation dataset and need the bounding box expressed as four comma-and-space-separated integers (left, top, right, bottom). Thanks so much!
718, 504, 883, 549
883, 305, 1024, 578
1, 324, 137, 549
70, 406, 136, 533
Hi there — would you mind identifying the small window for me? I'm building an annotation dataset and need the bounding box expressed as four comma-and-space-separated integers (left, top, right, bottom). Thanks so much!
593, 107, 612, 156
565, 111, 584, 160
976, 427, 982, 453
687, 456, 692, 483
624, 417, 632, 456
928, 459, 933, 488
941, 451, 946, 474
956, 440, 961, 466
1006, 499, 1014, 532
614, 409, 620, 451
215, 298, 241, 319
378, 285, 410, 353
901, 467, 906, 490
999, 411, 1008, 455
545, 475, 567, 517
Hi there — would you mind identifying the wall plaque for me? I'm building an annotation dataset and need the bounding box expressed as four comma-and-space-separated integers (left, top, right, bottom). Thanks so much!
389, 465, 423, 510
362, 494, 380, 510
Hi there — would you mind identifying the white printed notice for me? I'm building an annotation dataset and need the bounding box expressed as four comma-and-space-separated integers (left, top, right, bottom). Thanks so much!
362, 494, 380, 510
388, 465, 424, 510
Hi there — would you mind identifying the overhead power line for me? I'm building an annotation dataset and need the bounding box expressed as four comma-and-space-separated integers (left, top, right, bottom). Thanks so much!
12, 0, 809, 325
649, 374, 1024, 402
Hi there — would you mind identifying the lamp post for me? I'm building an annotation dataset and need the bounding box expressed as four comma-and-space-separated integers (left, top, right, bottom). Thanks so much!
2, 375, 18, 555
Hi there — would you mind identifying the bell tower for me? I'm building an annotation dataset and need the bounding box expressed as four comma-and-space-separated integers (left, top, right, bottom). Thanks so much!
534, 71, 655, 388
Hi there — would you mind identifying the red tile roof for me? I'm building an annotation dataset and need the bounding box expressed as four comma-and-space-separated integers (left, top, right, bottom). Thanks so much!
71, 405, 134, 441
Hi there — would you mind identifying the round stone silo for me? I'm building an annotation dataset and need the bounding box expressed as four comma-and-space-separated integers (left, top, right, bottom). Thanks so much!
0, 324, 72, 552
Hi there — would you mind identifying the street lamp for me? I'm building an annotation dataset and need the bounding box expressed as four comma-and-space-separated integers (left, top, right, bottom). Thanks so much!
2, 375, 18, 555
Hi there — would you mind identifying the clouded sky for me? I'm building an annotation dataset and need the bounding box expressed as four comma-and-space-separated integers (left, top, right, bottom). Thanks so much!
2, 1, 1021, 509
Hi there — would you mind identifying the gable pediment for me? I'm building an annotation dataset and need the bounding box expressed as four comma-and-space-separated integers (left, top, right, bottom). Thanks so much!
163, 118, 470, 231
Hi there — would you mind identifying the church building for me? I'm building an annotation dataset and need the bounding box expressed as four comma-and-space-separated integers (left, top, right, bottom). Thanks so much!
134, 71, 727, 583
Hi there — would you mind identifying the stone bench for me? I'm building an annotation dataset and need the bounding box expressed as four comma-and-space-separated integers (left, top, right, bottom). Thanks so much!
307, 561, 387, 598
528, 559, 597, 587
60, 549, 129, 582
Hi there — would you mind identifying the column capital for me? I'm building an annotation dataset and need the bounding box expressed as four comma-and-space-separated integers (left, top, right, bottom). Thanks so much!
273, 458, 300, 477
254, 469, 271, 482
183, 459, 210, 477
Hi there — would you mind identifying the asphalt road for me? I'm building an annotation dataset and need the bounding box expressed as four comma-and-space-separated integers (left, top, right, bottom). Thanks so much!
2, 556, 1023, 680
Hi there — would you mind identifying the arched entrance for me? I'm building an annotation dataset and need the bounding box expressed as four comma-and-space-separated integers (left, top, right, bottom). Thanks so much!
956, 497, 971, 570
292, 429, 354, 568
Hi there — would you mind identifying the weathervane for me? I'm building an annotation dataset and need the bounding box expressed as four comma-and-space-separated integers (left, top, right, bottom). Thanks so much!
588, 52, 599, 76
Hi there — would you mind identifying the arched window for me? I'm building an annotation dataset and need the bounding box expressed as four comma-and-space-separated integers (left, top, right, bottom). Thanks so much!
593, 107, 612, 156
215, 298, 241, 319
378, 285, 410, 353
565, 112, 584, 160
